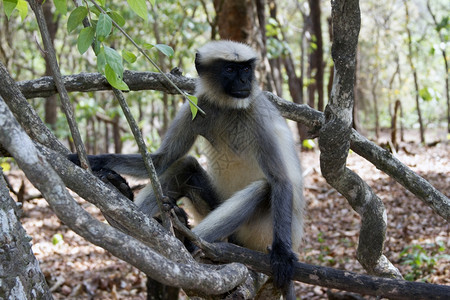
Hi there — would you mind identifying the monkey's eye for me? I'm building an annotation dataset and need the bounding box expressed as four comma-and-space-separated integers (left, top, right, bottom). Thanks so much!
242, 66, 250, 72
225, 66, 234, 73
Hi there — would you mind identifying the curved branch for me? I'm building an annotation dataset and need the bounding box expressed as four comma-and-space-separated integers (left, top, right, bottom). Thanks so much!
0, 61, 68, 155
321, 0, 401, 278
206, 242, 450, 300
0, 97, 248, 295
15, 72, 450, 221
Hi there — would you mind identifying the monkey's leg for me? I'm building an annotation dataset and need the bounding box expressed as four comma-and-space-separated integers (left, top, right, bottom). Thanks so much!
192, 180, 270, 243
135, 156, 220, 218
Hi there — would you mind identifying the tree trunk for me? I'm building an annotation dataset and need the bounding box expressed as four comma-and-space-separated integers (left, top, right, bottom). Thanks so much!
213, 0, 255, 43
426, 0, 450, 133
371, 76, 380, 141
307, 0, 324, 111
404, 0, 425, 143
391, 99, 402, 151
0, 171, 53, 299
319, 0, 401, 279
43, 0, 59, 129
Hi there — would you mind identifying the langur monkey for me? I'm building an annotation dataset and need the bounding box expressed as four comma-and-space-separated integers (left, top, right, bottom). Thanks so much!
70, 40, 304, 296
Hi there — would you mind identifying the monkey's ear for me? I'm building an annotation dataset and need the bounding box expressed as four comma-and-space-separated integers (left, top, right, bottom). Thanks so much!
194, 53, 204, 75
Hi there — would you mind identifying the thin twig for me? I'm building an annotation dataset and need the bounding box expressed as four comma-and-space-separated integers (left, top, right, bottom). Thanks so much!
27, 0, 90, 170
112, 89, 172, 229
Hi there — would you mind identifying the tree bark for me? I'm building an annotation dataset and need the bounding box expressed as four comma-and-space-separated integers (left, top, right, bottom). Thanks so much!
0, 95, 249, 296
43, 0, 59, 129
0, 171, 53, 300
307, 0, 324, 111
213, 0, 255, 43
403, 0, 425, 143
319, 0, 401, 278
12, 71, 450, 221
426, 0, 450, 133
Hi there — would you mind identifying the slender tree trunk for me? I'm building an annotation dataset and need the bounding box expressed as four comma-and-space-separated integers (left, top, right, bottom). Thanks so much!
391, 99, 402, 151
404, 0, 425, 143
426, 0, 450, 133
307, 0, 324, 111
43, 0, 59, 129
371, 76, 380, 140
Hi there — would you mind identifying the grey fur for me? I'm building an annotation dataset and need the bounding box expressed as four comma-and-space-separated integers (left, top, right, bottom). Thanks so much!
79, 41, 304, 293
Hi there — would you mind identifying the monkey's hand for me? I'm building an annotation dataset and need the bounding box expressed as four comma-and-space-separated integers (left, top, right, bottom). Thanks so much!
67, 154, 133, 200
67, 153, 112, 172
94, 168, 134, 201
270, 239, 297, 291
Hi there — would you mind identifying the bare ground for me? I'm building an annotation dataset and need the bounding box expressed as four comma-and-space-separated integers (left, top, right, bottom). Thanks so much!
6, 141, 449, 299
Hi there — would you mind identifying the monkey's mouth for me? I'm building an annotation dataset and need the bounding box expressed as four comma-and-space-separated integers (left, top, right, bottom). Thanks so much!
231, 90, 251, 98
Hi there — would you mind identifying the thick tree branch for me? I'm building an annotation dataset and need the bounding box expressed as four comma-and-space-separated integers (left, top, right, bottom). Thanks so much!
205, 242, 450, 300
17, 70, 196, 99
0, 97, 248, 295
320, 0, 401, 277
0, 171, 53, 300
14, 72, 450, 221
0, 61, 68, 155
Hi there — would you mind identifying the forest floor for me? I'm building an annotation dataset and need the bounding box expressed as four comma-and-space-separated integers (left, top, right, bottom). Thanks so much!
6, 136, 449, 299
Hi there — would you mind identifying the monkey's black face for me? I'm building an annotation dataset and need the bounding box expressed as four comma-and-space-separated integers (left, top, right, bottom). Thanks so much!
219, 61, 255, 98
195, 56, 256, 99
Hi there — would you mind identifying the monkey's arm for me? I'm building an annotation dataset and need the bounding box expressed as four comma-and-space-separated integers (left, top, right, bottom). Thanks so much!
68, 103, 197, 177
255, 129, 297, 291
150, 102, 198, 174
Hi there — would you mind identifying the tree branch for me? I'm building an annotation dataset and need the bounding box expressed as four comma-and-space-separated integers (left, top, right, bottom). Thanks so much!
14, 72, 450, 221
0, 61, 68, 155
0, 97, 248, 295
206, 242, 450, 300
320, 0, 401, 277
28, 0, 90, 170
17, 70, 196, 99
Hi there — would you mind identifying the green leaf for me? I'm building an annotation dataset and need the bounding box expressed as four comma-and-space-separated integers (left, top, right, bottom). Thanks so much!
154, 44, 174, 57
302, 139, 316, 149
77, 26, 95, 54
54, 0, 67, 15
108, 11, 125, 27
93, 39, 101, 55
89, 5, 101, 16
67, 6, 88, 33
0, 161, 11, 172
187, 94, 198, 119
142, 43, 154, 50
97, 48, 106, 73
96, 13, 112, 41
104, 46, 124, 78
127, 0, 148, 20
3, 0, 18, 19
52, 233, 64, 245
105, 64, 129, 90
97, 0, 106, 6
419, 87, 432, 101
149, 0, 155, 6
122, 50, 137, 63
16, 0, 28, 21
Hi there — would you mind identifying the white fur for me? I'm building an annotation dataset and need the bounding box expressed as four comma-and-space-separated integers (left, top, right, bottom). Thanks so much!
196, 40, 258, 64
